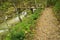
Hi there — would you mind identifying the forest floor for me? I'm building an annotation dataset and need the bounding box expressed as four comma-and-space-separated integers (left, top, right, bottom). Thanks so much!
33, 7, 60, 40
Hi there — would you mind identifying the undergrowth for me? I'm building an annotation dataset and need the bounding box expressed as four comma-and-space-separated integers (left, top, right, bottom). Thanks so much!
5, 8, 43, 40
53, 0, 60, 22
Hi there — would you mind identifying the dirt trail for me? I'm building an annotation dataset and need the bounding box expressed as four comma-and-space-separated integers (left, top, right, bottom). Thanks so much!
34, 8, 60, 40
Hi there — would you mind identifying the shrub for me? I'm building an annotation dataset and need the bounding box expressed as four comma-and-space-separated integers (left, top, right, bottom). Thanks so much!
5, 8, 43, 40
47, 0, 57, 7
54, 0, 60, 21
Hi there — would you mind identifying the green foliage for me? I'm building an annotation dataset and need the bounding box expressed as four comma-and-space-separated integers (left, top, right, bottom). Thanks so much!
0, 2, 12, 11
54, 0, 60, 21
5, 8, 42, 40
47, 0, 57, 7
54, 1, 60, 13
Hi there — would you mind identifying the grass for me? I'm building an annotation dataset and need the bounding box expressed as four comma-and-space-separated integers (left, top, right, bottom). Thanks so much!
5, 8, 43, 40
53, 1, 60, 22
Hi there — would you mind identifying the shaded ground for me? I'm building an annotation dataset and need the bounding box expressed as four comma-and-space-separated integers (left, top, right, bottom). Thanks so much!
33, 7, 60, 40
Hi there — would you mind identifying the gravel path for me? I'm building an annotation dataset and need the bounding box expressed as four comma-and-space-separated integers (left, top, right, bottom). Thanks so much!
34, 8, 60, 40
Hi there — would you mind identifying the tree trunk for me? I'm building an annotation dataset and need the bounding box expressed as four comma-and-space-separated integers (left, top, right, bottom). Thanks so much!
13, 3, 22, 22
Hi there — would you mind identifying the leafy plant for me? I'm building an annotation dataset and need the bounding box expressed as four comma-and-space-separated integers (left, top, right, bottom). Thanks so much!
5, 8, 43, 40
54, 0, 60, 21
47, 0, 57, 7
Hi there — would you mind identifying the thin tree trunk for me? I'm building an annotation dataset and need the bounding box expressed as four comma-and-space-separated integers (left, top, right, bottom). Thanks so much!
12, 3, 22, 22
